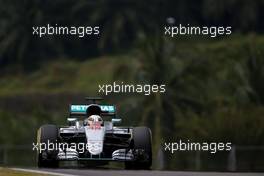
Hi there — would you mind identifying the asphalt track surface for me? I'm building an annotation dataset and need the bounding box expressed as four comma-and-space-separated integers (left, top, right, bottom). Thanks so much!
12, 168, 264, 176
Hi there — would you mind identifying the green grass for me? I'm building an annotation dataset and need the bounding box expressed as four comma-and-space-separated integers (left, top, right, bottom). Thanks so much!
1, 34, 263, 97
0, 168, 48, 176
0, 55, 137, 96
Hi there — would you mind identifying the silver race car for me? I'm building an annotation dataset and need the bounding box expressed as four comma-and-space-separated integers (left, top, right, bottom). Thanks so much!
36, 97, 152, 169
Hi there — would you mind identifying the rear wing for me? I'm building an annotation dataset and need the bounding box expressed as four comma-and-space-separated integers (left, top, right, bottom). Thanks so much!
70, 104, 116, 117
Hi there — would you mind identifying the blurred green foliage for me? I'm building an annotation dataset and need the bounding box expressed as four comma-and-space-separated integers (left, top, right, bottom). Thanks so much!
0, 56, 135, 96
0, 0, 264, 69
1, 35, 264, 160
0, 0, 264, 170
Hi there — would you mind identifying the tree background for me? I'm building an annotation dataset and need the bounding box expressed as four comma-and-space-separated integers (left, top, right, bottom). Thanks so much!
0, 0, 264, 171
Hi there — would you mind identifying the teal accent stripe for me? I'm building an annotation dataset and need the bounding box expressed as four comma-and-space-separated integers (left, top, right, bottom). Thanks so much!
70, 105, 115, 113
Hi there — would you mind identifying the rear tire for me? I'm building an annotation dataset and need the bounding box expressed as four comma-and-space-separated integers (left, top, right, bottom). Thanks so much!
37, 124, 59, 168
125, 127, 152, 170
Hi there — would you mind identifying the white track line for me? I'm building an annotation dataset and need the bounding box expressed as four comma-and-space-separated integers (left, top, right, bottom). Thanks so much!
11, 168, 78, 176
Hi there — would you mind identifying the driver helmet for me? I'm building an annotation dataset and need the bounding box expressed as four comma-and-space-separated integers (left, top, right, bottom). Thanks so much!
86, 115, 103, 126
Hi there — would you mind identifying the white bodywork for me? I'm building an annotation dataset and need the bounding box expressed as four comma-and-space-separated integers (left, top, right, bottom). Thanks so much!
85, 126, 105, 155
57, 119, 133, 161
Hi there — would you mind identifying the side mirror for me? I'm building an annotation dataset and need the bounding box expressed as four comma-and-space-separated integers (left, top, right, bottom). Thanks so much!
112, 118, 122, 124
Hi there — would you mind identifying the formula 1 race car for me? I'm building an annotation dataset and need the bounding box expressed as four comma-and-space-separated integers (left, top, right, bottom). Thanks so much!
36, 97, 152, 169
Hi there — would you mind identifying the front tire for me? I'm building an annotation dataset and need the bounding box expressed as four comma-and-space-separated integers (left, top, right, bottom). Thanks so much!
37, 124, 59, 168
125, 127, 152, 169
